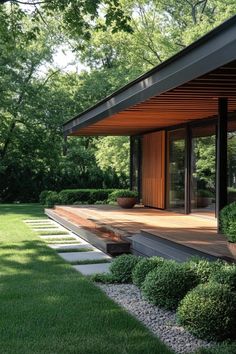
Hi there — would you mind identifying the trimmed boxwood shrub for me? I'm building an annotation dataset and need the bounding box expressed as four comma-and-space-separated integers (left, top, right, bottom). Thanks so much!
110, 254, 141, 283
210, 264, 236, 291
220, 202, 236, 242
142, 261, 197, 310
44, 191, 61, 208
39, 190, 53, 205
177, 283, 236, 341
194, 343, 236, 354
185, 257, 224, 283
132, 257, 166, 288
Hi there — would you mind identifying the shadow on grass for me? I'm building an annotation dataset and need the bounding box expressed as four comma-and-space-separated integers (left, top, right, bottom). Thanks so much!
0, 238, 174, 354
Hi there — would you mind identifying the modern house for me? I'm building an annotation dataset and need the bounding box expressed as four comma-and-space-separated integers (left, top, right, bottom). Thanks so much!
58, 16, 236, 261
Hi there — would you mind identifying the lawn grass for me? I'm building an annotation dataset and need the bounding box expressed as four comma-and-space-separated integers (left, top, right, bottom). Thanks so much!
43, 237, 78, 242
45, 240, 81, 244
0, 203, 174, 354
36, 230, 70, 235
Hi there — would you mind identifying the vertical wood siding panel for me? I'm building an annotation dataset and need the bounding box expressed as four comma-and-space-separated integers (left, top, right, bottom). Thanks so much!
142, 131, 165, 208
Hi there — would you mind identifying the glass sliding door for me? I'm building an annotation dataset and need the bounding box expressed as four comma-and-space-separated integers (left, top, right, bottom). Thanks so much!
190, 124, 216, 216
167, 129, 186, 212
228, 118, 236, 203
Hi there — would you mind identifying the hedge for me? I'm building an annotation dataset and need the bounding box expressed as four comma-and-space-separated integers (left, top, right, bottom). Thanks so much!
132, 257, 166, 288
40, 189, 120, 207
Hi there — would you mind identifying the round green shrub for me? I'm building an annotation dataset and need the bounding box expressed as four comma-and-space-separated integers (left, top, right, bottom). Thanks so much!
194, 343, 236, 354
210, 264, 236, 291
185, 257, 224, 283
110, 254, 140, 283
132, 257, 165, 288
45, 191, 60, 208
177, 283, 236, 341
220, 202, 236, 242
142, 261, 197, 310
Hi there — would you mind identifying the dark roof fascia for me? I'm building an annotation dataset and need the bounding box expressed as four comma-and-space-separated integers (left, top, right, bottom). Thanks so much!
63, 15, 236, 136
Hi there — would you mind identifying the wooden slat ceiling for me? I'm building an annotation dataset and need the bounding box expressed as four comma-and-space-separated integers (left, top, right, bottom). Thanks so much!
71, 61, 236, 136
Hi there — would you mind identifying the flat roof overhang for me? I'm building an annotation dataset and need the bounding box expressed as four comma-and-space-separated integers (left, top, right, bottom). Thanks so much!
63, 15, 236, 137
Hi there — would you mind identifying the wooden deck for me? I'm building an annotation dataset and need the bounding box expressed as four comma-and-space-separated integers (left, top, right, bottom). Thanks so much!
51, 205, 235, 261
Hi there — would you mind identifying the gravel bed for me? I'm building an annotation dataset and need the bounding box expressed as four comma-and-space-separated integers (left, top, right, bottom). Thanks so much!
97, 283, 213, 354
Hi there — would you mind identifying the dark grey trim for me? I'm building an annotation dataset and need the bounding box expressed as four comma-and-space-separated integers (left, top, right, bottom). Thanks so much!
216, 98, 228, 227
64, 16, 236, 136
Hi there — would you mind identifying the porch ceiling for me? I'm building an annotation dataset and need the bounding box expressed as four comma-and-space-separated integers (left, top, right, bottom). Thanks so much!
64, 16, 236, 137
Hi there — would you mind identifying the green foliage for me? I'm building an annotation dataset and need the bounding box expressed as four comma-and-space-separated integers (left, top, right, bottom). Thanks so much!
95, 137, 130, 183
132, 257, 165, 288
210, 264, 236, 291
142, 262, 197, 310
196, 189, 213, 198
39, 190, 54, 205
193, 343, 236, 354
185, 257, 224, 283
110, 254, 141, 283
177, 283, 236, 341
91, 273, 117, 283
108, 189, 138, 202
44, 191, 61, 208
59, 188, 118, 205
220, 202, 236, 242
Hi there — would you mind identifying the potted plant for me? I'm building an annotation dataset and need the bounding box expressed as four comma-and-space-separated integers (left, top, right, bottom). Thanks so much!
220, 202, 236, 259
196, 189, 213, 208
110, 190, 138, 209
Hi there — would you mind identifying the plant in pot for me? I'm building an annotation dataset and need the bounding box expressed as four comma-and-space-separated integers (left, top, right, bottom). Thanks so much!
220, 202, 236, 259
109, 190, 138, 209
196, 189, 213, 208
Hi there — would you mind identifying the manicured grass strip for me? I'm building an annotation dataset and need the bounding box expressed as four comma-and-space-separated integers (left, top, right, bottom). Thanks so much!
37, 230, 70, 235
43, 237, 77, 242
31, 225, 58, 229
45, 240, 81, 244
57, 247, 93, 253
0, 203, 173, 354
70, 259, 112, 265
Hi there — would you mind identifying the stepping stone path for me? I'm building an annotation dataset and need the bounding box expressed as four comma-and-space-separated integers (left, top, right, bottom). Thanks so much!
24, 218, 112, 275
73, 263, 111, 275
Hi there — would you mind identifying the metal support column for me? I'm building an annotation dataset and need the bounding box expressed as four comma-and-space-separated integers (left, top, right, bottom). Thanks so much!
216, 97, 228, 229
129, 136, 134, 190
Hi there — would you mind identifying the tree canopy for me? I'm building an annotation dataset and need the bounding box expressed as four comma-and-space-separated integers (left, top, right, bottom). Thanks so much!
0, 0, 235, 201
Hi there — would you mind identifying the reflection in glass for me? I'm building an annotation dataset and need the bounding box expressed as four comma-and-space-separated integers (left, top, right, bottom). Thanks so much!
228, 119, 236, 203
191, 125, 216, 215
167, 129, 186, 211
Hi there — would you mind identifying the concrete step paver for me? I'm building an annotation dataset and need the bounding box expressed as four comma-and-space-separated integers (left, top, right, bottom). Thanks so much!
73, 263, 111, 275
25, 216, 113, 275
58, 250, 111, 263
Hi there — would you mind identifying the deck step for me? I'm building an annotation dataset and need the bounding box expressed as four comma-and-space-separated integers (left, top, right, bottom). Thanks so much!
45, 209, 130, 255
130, 231, 217, 262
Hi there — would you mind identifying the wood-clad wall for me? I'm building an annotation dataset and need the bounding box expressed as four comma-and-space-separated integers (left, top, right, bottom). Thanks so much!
142, 131, 165, 209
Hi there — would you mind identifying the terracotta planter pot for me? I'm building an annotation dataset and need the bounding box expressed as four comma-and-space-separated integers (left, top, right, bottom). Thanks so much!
117, 197, 136, 209
228, 242, 236, 261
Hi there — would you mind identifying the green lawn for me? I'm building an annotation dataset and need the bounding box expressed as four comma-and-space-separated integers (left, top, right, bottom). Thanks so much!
0, 204, 174, 354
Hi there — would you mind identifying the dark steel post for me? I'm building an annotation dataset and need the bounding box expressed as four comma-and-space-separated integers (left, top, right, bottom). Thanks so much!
137, 136, 142, 201
130, 136, 134, 190
216, 97, 228, 229
185, 126, 191, 214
